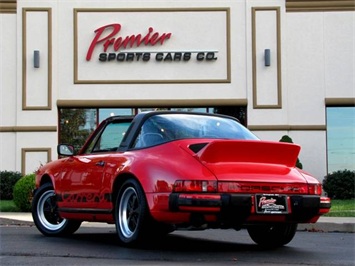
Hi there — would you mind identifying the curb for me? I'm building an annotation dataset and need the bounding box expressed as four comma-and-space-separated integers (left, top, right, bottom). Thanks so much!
298, 223, 355, 233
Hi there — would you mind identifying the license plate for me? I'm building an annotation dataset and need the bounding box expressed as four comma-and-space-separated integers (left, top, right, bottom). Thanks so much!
256, 194, 288, 214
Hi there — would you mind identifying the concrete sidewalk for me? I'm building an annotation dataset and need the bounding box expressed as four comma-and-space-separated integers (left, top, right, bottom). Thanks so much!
0, 212, 115, 228
0, 212, 354, 232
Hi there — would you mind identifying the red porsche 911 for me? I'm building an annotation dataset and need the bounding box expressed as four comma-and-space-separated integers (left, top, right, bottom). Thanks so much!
32, 111, 331, 247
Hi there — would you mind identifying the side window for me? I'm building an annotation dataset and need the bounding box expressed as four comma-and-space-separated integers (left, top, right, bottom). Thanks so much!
86, 122, 131, 153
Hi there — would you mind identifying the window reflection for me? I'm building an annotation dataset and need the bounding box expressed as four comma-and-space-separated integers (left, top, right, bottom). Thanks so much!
326, 107, 355, 173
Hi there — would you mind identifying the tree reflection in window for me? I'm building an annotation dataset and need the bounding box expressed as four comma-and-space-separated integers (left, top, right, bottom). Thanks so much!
59, 109, 96, 151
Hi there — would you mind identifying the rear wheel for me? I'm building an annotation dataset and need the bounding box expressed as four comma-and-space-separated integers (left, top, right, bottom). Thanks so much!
247, 223, 298, 248
32, 183, 81, 236
115, 179, 150, 246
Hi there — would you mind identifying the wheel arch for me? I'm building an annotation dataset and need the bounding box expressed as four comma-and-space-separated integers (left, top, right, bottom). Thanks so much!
39, 174, 54, 187
112, 173, 143, 211
112, 172, 161, 223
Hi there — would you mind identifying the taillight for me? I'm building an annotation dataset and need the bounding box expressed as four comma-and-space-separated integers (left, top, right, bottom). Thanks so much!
173, 180, 322, 195
218, 182, 308, 194
218, 182, 242, 192
308, 184, 322, 195
173, 180, 217, 192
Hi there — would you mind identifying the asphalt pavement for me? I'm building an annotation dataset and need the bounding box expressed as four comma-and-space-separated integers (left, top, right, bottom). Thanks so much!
0, 212, 354, 232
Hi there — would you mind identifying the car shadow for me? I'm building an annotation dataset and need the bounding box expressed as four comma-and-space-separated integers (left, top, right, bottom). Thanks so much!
138, 233, 262, 252
66, 227, 284, 252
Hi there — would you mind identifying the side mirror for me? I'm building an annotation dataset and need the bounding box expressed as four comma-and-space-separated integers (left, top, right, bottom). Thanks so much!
57, 144, 74, 156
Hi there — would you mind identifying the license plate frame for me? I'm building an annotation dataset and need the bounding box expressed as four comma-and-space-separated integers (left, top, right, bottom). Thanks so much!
255, 194, 288, 214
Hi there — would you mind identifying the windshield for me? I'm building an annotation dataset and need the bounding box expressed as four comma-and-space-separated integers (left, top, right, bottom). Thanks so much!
133, 113, 259, 148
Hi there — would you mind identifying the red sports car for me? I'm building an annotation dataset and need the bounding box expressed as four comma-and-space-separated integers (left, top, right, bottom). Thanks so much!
32, 111, 331, 247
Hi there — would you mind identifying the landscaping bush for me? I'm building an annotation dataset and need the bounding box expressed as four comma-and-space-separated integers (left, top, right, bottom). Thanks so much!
323, 169, 355, 199
279, 135, 303, 169
0, 171, 22, 200
13, 173, 36, 211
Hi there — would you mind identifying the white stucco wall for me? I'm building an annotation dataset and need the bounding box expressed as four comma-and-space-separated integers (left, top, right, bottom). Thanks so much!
0, 14, 17, 172
324, 12, 354, 98
281, 11, 354, 178
285, 12, 355, 125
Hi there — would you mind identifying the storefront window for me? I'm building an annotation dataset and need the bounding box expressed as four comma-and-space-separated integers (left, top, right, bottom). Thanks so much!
98, 108, 134, 123
59, 108, 134, 151
326, 107, 355, 173
139, 107, 247, 125
213, 106, 247, 125
170, 107, 208, 113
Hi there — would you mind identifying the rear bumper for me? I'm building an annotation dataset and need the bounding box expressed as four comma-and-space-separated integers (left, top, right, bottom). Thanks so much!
169, 193, 331, 223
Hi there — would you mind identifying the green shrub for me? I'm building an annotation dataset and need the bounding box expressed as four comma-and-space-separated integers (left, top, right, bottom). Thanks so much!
13, 173, 36, 211
279, 135, 303, 169
323, 170, 355, 199
0, 171, 22, 200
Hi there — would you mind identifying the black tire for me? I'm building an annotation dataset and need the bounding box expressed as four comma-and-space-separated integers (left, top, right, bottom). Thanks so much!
247, 223, 298, 248
115, 179, 150, 246
31, 183, 81, 236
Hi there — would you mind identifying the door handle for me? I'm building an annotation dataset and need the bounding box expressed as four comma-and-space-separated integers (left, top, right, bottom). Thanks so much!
96, 161, 105, 167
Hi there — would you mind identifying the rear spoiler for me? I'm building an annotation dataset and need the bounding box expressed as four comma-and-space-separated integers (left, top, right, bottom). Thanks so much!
196, 140, 301, 167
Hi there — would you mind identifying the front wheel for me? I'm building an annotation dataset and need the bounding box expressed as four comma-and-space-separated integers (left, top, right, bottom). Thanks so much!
247, 223, 298, 248
32, 183, 81, 236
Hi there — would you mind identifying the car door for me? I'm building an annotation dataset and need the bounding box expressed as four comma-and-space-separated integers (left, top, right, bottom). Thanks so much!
58, 154, 109, 210
58, 119, 132, 211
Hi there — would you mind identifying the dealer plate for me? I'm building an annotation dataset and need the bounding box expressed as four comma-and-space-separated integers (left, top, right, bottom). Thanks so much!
256, 194, 288, 214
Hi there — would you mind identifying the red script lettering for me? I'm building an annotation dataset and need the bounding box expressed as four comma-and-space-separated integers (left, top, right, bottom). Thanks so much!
86, 24, 172, 60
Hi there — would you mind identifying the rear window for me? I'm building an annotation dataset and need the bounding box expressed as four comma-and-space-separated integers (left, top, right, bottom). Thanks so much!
133, 113, 258, 148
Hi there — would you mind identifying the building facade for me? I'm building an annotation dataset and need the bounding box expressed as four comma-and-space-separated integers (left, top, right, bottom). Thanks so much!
1, 0, 354, 180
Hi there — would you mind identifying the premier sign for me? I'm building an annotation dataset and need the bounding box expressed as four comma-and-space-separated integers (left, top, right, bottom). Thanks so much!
87, 24, 218, 63
74, 8, 230, 83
